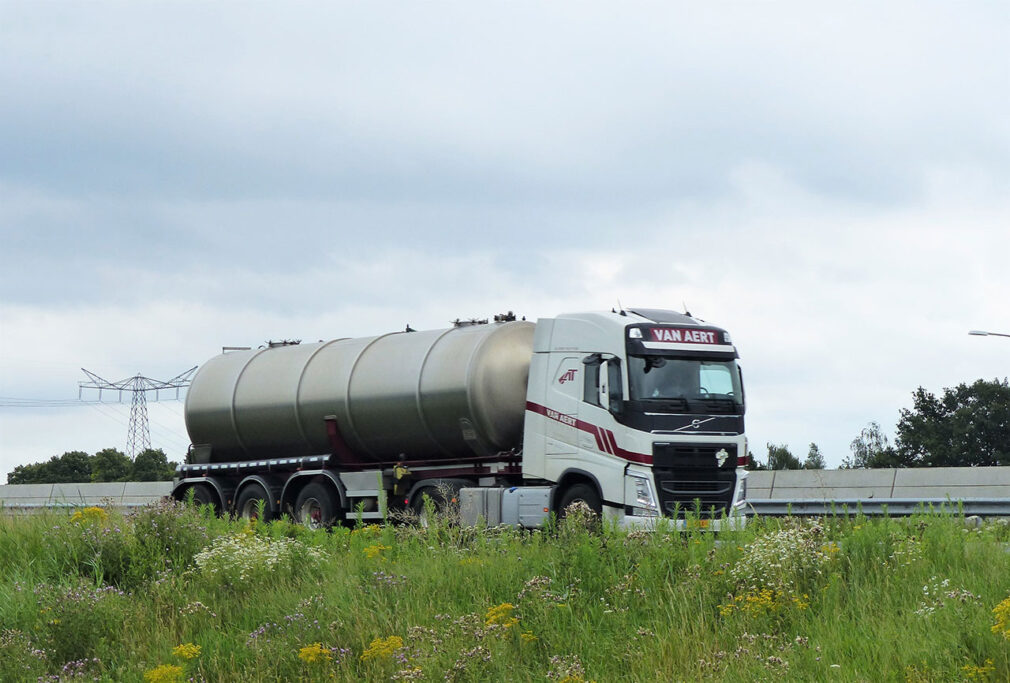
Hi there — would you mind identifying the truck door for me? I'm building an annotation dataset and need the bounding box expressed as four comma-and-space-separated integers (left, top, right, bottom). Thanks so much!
578, 354, 613, 456
544, 355, 580, 455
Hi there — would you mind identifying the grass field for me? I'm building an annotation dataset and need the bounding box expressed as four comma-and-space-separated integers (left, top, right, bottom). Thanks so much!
2, 499, 1009, 682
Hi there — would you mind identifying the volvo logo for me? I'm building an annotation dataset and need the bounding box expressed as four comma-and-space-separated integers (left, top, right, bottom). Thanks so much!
673, 417, 716, 432
715, 448, 729, 467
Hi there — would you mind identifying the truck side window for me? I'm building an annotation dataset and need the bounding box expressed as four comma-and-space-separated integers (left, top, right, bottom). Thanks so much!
607, 358, 624, 414
582, 354, 601, 406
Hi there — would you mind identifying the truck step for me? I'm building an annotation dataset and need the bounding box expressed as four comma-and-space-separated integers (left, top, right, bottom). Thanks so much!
349, 511, 385, 520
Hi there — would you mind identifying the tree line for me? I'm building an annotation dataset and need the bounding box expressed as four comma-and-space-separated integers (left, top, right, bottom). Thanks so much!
751, 378, 1010, 470
6, 448, 178, 484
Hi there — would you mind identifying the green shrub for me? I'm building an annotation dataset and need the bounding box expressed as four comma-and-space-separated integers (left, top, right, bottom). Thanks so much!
192, 523, 325, 594
0, 628, 48, 680
39, 582, 129, 664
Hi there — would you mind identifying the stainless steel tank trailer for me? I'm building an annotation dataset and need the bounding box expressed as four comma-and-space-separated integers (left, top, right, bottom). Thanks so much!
173, 308, 749, 529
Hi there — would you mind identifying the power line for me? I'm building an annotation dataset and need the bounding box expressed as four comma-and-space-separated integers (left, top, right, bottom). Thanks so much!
87, 403, 190, 454
0, 398, 105, 407
79, 367, 197, 459
1, 396, 191, 451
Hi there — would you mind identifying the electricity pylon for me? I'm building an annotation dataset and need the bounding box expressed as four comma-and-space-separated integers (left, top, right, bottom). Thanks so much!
79, 367, 197, 459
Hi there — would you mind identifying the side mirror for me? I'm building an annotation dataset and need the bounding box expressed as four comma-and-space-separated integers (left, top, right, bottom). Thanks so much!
598, 364, 610, 410
606, 359, 624, 416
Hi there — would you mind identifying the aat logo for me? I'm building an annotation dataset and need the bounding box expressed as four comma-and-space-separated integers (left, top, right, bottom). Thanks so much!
558, 369, 577, 384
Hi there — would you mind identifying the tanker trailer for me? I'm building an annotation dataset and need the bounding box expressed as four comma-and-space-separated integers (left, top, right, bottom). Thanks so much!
172, 308, 750, 529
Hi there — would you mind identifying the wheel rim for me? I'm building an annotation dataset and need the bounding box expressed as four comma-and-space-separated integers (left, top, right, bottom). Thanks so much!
414, 490, 438, 527
417, 506, 431, 528
299, 498, 323, 529
240, 497, 261, 520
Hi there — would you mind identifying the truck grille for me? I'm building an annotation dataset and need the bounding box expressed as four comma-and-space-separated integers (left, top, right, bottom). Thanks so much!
652, 443, 737, 518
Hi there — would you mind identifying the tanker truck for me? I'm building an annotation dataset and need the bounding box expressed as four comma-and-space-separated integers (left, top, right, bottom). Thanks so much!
171, 308, 749, 529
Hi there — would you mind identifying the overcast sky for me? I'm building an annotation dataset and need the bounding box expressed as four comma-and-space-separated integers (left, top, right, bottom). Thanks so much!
1, 2, 1008, 477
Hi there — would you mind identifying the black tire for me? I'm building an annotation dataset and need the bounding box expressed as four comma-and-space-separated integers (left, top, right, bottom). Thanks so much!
235, 485, 273, 522
188, 484, 219, 512
412, 484, 456, 529
294, 482, 339, 529
556, 482, 603, 517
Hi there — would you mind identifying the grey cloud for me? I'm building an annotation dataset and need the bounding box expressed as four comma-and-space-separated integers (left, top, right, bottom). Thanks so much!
2, 2, 1005, 212
2, 2, 1009, 471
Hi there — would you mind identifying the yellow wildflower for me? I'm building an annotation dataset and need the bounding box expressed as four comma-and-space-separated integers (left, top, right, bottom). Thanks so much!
144, 664, 183, 683
299, 642, 333, 664
70, 506, 108, 524
360, 635, 404, 662
718, 588, 808, 617
485, 602, 519, 628
962, 659, 995, 680
351, 524, 382, 537
992, 597, 1010, 640
520, 630, 538, 644
363, 543, 391, 559
172, 643, 201, 660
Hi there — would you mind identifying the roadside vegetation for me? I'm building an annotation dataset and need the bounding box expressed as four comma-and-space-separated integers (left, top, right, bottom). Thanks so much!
6, 447, 177, 484
1, 499, 1009, 681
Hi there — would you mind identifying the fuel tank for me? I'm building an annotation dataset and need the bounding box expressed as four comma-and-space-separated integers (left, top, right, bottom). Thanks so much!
184, 321, 535, 463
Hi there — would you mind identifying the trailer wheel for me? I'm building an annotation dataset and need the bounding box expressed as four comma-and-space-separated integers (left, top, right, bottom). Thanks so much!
556, 482, 602, 517
236, 485, 273, 522
295, 482, 338, 529
187, 484, 219, 513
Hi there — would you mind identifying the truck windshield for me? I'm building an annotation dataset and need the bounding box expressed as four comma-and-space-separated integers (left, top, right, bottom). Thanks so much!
628, 356, 743, 405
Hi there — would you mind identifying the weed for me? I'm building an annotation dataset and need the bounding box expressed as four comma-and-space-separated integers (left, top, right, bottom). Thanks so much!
3, 505, 1010, 680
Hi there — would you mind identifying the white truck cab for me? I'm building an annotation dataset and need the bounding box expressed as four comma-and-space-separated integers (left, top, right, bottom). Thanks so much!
521, 309, 748, 528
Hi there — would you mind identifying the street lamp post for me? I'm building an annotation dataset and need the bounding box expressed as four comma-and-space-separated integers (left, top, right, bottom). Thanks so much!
969, 330, 1010, 338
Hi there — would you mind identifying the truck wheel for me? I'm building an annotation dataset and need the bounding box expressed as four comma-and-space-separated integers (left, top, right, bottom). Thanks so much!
411, 487, 437, 527
557, 482, 603, 517
188, 484, 219, 513
295, 482, 338, 529
411, 486, 457, 527
236, 485, 273, 522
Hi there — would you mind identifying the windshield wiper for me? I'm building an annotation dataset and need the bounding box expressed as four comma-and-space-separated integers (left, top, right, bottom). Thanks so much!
643, 397, 690, 411
698, 397, 738, 413
700, 396, 736, 406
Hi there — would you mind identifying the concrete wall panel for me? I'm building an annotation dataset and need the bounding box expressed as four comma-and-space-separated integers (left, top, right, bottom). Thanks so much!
2, 468, 1009, 511
51, 483, 127, 501
894, 467, 1010, 487
125, 482, 174, 496
0, 484, 55, 501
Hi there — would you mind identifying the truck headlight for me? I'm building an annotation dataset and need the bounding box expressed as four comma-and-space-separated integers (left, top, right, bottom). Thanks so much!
626, 474, 658, 516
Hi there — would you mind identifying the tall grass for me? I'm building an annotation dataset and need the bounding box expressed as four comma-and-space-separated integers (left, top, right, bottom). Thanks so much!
2, 500, 1009, 681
